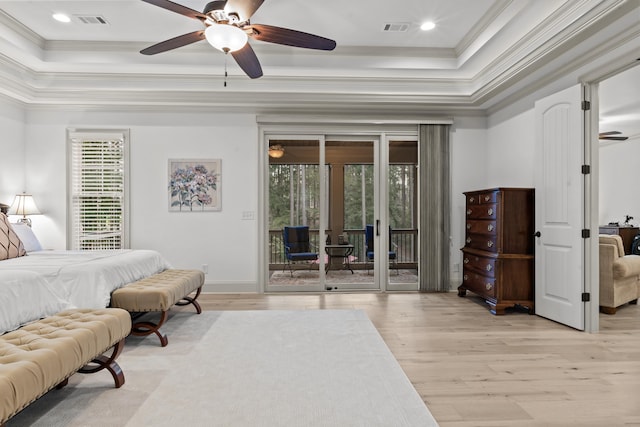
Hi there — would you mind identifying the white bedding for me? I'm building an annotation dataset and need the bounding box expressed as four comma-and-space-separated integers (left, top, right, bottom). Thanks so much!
0, 250, 172, 309
0, 270, 72, 335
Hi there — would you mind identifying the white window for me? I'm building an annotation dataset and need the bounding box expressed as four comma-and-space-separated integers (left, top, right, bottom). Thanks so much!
67, 129, 130, 250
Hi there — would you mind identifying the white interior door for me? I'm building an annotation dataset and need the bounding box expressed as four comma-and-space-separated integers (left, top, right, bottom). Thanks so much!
534, 84, 585, 330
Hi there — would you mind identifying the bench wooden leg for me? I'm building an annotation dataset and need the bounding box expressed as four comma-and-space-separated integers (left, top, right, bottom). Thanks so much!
175, 286, 203, 314
55, 378, 69, 389
131, 311, 169, 347
78, 339, 126, 388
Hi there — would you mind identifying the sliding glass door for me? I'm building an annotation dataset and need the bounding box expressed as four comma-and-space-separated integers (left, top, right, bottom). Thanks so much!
264, 132, 419, 292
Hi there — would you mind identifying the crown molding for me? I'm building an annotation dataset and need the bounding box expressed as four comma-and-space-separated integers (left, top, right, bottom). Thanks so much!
0, 0, 637, 116
0, 9, 43, 48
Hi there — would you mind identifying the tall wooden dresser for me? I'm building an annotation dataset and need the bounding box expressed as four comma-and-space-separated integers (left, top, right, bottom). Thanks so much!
458, 187, 535, 315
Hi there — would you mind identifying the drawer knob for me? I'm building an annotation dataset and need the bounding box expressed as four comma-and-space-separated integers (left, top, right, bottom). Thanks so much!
463, 258, 469, 264
484, 195, 491, 202
487, 240, 494, 248
485, 283, 493, 290
467, 209, 472, 215
487, 224, 494, 232
463, 274, 469, 281
486, 264, 492, 271
469, 197, 475, 203
466, 237, 471, 244
487, 208, 494, 215
466, 223, 471, 230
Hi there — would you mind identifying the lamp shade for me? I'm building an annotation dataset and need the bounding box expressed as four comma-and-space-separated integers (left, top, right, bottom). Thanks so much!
8, 193, 41, 217
205, 24, 248, 53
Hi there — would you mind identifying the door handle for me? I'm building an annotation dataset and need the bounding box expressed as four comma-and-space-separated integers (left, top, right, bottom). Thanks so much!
534, 231, 541, 238
376, 219, 380, 236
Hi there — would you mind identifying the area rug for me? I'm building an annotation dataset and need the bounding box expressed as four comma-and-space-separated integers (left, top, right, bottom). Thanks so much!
8, 310, 438, 426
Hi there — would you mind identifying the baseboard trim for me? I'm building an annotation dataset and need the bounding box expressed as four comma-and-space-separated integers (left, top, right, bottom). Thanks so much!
202, 281, 259, 293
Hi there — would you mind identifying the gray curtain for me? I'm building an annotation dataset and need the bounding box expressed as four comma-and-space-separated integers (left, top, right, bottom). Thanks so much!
419, 124, 451, 292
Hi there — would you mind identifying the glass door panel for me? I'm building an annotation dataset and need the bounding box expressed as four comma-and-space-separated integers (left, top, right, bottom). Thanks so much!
324, 140, 377, 290
267, 138, 325, 292
387, 138, 419, 290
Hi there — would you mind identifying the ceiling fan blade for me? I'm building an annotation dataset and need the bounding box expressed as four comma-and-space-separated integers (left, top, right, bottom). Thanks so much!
248, 24, 336, 51
226, 0, 265, 22
141, 30, 205, 55
231, 43, 263, 79
599, 131, 622, 136
600, 136, 629, 141
142, 0, 207, 20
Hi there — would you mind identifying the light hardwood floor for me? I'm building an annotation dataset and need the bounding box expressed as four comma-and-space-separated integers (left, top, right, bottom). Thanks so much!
187, 292, 640, 426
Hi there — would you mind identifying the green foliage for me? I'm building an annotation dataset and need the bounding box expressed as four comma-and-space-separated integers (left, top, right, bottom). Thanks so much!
343, 164, 373, 229
269, 164, 320, 229
270, 163, 416, 231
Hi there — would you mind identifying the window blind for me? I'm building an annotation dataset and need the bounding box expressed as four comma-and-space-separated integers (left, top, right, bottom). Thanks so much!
68, 130, 129, 250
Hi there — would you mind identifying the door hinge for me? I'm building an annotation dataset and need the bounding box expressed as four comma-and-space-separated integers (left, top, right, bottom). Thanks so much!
582, 165, 591, 174
582, 100, 591, 110
582, 229, 590, 238
582, 292, 590, 302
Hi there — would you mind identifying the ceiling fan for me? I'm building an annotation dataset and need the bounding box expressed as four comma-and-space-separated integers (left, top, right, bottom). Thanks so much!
599, 131, 629, 141
140, 0, 337, 79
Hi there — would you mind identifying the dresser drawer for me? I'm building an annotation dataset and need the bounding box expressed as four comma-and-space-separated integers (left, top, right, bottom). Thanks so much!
462, 253, 497, 277
466, 220, 497, 235
461, 271, 496, 298
478, 191, 498, 204
464, 233, 498, 253
466, 193, 480, 205
466, 203, 498, 220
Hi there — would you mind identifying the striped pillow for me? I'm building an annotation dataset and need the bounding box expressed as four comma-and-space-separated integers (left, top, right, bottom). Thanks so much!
0, 213, 26, 260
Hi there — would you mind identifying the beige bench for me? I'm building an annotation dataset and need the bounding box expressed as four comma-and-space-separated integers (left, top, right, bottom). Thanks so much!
0, 308, 131, 426
110, 269, 204, 347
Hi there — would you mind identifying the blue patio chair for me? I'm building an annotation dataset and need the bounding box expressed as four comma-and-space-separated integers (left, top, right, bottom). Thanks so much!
364, 224, 398, 274
283, 226, 319, 276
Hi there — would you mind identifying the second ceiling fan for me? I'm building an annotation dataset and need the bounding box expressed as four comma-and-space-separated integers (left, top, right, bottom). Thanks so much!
140, 0, 337, 79
599, 131, 629, 141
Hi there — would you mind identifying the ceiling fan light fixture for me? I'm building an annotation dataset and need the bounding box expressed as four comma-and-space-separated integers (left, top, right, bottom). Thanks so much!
268, 145, 285, 158
205, 24, 248, 53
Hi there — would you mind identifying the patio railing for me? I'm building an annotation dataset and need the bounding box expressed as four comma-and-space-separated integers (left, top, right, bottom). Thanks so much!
269, 228, 418, 269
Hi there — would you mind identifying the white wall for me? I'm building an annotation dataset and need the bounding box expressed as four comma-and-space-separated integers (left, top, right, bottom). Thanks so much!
0, 99, 26, 205
9, 102, 492, 293
599, 139, 640, 227
449, 117, 488, 288
24, 108, 259, 292
447, 110, 537, 290
486, 109, 536, 188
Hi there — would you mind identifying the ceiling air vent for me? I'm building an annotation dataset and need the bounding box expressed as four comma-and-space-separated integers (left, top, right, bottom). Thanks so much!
382, 23, 410, 32
75, 15, 108, 25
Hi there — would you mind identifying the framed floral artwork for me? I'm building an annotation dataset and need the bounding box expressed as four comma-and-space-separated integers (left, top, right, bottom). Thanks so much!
168, 159, 221, 212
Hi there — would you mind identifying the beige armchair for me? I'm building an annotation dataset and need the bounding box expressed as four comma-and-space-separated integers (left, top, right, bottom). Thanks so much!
599, 234, 640, 314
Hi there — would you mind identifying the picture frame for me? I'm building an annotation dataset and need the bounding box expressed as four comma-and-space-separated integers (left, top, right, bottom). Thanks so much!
168, 159, 221, 212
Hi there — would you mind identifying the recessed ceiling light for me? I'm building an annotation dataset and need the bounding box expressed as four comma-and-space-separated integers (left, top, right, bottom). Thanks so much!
52, 13, 71, 23
420, 21, 436, 31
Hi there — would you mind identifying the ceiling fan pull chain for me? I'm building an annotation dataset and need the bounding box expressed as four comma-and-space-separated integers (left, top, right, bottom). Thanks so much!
224, 54, 228, 87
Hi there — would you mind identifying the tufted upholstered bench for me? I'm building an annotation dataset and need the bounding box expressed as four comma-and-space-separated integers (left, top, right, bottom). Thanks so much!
0, 308, 131, 426
110, 269, 204, 347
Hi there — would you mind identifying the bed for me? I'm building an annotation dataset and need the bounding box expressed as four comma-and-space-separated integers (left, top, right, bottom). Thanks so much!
0, 213, 172, 313
0, 249, 172, 309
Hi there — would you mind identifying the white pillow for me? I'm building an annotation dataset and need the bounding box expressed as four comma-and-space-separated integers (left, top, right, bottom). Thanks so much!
0, 270, 72, 335
11, 222, 43, 252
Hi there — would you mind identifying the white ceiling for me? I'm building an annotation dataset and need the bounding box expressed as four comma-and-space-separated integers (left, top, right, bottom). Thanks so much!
0, 0, 638, 136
